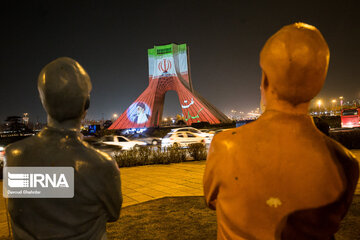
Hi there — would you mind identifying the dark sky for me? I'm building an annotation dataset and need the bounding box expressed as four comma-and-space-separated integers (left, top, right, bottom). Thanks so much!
2, 0, 359, 122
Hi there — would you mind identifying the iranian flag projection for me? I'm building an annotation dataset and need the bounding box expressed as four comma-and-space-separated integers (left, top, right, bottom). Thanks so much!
109, 43, 230, 130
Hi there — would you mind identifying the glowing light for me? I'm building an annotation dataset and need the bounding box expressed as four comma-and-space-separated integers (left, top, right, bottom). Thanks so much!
75, 62, 87, 76
12, 149, 21, 156
294, 22, 316, 31
317, 100, 322, 108
94, 149, 112, 160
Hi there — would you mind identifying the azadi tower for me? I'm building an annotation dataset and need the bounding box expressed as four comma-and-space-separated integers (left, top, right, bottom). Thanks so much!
110, 43, 230, 129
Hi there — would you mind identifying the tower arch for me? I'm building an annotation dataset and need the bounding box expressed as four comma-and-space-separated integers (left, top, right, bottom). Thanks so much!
109, 43, 230, 129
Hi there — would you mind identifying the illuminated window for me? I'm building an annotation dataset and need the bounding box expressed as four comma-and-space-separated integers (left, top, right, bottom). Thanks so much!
343, 109, 358, 116
117, 137, 127, 142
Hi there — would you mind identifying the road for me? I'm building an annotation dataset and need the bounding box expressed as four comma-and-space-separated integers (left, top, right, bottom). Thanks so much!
330, 128, 360, 133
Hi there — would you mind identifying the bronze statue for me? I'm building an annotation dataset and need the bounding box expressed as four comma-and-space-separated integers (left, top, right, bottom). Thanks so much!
204, 23, 359, 239
5, 57, 122, 239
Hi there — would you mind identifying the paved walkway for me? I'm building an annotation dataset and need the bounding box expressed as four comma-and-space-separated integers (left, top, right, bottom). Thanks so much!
121, 161, 205, 207
120, 150, 360, 207
352, 150, 360, 195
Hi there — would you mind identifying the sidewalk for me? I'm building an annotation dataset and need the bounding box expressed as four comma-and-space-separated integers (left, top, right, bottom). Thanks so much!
120, 150, 360, 207
121, 161, 205, 207
352, 150, 360, 195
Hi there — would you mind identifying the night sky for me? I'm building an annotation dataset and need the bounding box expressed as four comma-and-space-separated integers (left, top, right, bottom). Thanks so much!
2, 0, 359, 123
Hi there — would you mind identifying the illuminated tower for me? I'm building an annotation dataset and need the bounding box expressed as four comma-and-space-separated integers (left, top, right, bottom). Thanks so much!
23, 113, 29, 126
110, 43, 230, 129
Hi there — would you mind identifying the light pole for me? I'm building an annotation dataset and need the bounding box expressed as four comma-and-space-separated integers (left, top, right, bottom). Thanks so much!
317, 100, 322, 115
331, 99, 336, 115
231, 109, 237, 120
339, 96, 343, 110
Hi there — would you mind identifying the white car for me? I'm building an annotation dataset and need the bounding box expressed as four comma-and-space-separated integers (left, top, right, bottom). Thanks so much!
101, 135, 147, 150
161, 131, 206, 148
171, 127, 214, 138
127, 133, 162, 145
0, 146, 5, 166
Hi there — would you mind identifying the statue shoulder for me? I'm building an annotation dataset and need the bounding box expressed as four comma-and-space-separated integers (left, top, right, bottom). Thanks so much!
208, 127, 244, 158
211, 124, 252, 148
323, 136, 359, 186
75, 141, 119, 183
79, 140, 115, 165
5, 136, 40, 159
324, 136, 358, 165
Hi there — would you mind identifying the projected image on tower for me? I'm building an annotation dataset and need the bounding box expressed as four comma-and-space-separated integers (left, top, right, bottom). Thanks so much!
181, 97, 204, 122
109, 43, 230, 130
127, 102, 151, 124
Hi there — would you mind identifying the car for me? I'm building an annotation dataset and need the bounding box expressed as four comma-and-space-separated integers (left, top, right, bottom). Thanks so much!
214, 128, 232, 135
171, 127, 211, 137
83, 137, 121, 156
127, 133, 162, 145
161, 131, 206, 148
341, 108, 360, 128
200, 129, 216, 135
171, 127, 213, 138
0, 146, 4, 157
200, 129, 233, 145
101, 135, 147, 150
0, 146, 5, 179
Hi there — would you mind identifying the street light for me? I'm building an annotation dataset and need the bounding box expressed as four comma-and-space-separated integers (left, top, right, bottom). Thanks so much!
331, 99, 337, 115
339, 96, 344, 110
113, 113, 118, 119
230, 110, 237, 120
317, 100, 322, 115
317, 100, 322, 107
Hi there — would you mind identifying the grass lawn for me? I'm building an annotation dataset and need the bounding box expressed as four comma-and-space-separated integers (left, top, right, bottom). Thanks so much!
107, 197, 217, 240
107, 196, 360, 240
336, 195, 360, 240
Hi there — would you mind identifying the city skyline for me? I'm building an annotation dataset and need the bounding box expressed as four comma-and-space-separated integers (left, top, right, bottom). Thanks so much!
2, 0, 360, 123
12, 94, 360, 125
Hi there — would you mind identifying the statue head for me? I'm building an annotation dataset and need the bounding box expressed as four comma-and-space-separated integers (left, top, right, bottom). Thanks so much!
38, 57, 92, 123
260, 23, 329, 107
